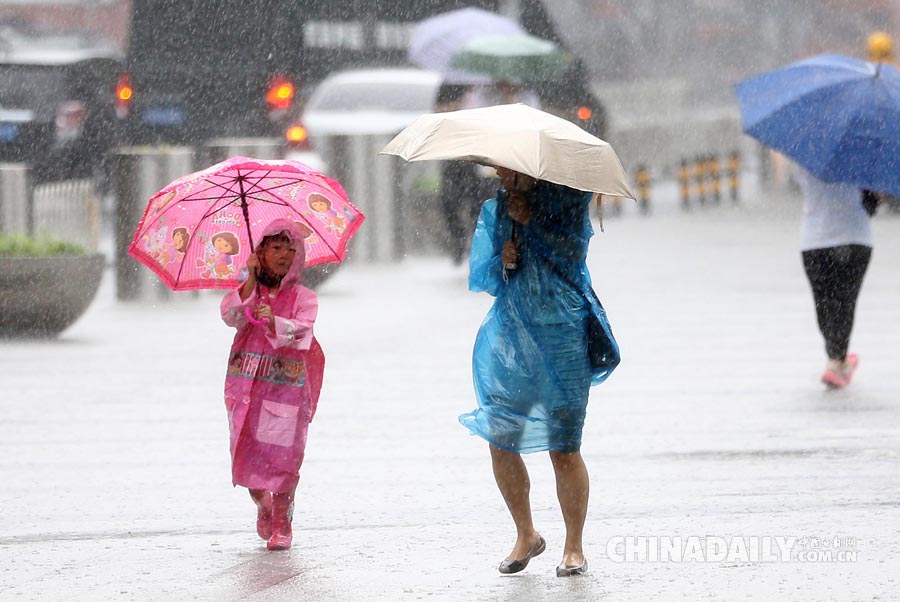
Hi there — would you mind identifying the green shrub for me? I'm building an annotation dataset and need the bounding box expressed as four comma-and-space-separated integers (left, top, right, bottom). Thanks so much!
0, 234, 87, 257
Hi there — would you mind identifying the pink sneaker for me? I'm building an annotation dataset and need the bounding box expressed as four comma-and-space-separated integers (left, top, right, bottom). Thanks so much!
841, 354, 859, 384
821, 368, 848, 389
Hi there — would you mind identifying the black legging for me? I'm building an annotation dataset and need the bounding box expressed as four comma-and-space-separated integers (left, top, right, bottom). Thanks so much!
801, 244, 872, 361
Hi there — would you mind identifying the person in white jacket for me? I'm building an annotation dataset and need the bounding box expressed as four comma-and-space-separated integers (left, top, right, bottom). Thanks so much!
796, 168, 874, 388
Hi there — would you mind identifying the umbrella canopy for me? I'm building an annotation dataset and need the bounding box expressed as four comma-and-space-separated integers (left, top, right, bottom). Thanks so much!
735, 53, 900, 195
380, 103, 634, 198
128, 156, 365, 291
408, 7, 523, 83
450, 33, 570, 83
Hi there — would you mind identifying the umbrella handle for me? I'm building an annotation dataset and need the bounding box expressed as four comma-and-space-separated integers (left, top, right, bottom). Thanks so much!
244, 305, 270, 327
503, 220, 518, 281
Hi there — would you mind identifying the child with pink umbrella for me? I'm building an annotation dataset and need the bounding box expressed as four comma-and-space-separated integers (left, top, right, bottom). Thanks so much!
220, 218, 325, 550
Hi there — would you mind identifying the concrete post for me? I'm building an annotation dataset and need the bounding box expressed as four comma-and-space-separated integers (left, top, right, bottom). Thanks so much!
113, 147, 195, 301
314, 133, 409, 262
0, 163, 32, 235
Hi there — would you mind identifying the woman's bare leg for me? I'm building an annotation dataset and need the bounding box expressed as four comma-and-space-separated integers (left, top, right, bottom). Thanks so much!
490, 444, 542, 559
550, 450, 589, 566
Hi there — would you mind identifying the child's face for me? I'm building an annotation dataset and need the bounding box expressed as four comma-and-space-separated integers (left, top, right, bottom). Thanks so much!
310, 199, 329, 212
262, 239, 297, 276
214, 237, 233, 253
174, 231, 187, 250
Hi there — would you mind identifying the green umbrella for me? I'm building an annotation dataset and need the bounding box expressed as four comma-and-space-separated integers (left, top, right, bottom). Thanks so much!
450, 33, 570, 83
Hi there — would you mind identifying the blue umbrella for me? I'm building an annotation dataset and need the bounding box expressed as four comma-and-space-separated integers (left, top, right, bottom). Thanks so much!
734, 54, 900, 195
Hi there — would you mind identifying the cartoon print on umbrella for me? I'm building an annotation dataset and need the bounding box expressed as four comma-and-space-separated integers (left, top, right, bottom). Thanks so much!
207, 231, 240, 279
129, 156, 366, 291
171, 227, 191, 265
307, 193, 348, 236
142, 221, 169, 264
294, 221, 319, 245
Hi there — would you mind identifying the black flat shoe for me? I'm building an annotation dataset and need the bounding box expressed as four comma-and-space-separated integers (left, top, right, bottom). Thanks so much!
556, 558, 588, 577
498, 535, 546, 574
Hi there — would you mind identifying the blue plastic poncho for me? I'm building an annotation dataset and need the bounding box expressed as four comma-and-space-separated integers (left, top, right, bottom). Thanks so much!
458, 181, 619, 454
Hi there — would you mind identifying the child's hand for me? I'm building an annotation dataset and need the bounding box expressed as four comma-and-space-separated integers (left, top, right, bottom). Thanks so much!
245, 253, 260, 277
255, 303, 273, 321
255, 304, 277, 332
239, 253, 260, 301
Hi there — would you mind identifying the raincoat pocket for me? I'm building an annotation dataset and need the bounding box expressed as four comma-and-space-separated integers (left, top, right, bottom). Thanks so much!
256, 400, 299, 447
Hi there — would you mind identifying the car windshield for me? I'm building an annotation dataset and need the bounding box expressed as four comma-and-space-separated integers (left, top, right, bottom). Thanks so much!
0, 66, 67, 119
310, 81, 437, 112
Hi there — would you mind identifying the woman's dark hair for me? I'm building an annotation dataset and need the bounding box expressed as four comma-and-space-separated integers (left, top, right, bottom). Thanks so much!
862, 189, 879, 217
436, 83, 469, 105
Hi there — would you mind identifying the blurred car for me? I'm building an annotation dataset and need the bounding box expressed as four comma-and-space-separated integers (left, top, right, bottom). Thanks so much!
537, 59, 609, 141
283, 67, 443, 174
299, 68, 444, 138
0, 26, 121, 183
282, 120, 327, 173
120, 0, 308, 146
283, 68, 444, 280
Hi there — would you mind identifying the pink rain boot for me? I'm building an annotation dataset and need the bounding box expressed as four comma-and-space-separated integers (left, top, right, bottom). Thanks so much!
821, 367, 848, 389
841, 353, 859, 384
249, 489, 273, 541
267, 492, 294, 551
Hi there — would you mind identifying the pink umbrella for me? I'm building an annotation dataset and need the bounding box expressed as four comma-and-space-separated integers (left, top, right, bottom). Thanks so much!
128, 156, 365, 291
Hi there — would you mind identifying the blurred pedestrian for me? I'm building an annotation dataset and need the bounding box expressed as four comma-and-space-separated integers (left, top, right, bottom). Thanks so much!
537, 58, 609, 141
466, 78, 541, 108
435, 83, 483, 264
796, 168, 877, 388
493, 79, 541, 107
459, 167, 619, 577
220, 218, 325, 550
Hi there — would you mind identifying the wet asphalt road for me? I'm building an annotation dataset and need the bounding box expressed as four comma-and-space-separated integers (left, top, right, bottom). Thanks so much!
2, 184, 899, 601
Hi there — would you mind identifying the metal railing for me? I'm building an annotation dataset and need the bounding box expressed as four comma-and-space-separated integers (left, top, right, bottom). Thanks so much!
32, 179, 101, 251
0, 164, 100, 251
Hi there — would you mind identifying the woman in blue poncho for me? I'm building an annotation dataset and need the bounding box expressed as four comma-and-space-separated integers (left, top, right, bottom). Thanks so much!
459, 167, 619, 577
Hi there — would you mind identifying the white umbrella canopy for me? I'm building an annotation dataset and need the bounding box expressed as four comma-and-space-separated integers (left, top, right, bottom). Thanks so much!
407, 7, 523, 83
380, 103, 635, 199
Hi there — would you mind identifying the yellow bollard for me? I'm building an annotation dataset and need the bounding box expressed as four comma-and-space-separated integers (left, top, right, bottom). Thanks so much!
728, 151, 741, 202
708, 155, 722, 204
678, 159, 692, 210
694, 157, 707, 205
635, 164, 651, 215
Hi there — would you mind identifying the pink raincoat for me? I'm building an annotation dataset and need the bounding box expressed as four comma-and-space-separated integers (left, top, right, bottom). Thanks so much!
220, 219, 325, 494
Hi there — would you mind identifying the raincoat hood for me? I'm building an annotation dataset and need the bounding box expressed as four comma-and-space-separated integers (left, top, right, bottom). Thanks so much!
256, 218, 306, 288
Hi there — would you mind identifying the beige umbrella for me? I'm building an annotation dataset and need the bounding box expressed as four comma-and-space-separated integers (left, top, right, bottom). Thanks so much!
380, 103, 634, 199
